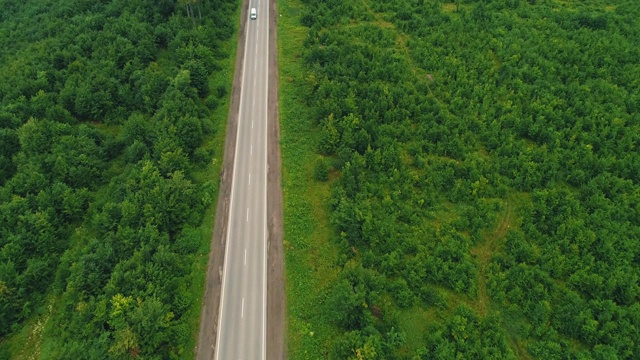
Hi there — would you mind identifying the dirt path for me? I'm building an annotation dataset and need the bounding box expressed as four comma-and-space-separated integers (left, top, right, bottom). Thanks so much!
470, 200, 513, 317
469, 197, 531, 359
195, 0, 285, 358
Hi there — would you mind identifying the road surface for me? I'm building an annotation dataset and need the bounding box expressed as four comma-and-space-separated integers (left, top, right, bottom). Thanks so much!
215, 0, 269, 359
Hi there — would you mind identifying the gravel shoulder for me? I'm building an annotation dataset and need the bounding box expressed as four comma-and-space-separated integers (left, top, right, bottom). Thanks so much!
266, 0, 286, 358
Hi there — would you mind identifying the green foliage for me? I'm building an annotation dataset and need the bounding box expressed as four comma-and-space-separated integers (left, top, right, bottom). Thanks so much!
0, 0, 238, 357
313, 157, 330, 181
284, 0, 640, 358
416, 306, 516, 359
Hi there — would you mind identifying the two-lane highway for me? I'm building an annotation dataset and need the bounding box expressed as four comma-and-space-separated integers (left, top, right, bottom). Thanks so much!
215, 1, 269, 359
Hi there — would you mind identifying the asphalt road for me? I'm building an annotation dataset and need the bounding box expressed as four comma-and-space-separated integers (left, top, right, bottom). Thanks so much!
215, 1, 269, 359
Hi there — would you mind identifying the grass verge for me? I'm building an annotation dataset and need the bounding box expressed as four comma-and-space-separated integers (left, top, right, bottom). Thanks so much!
277, 0, 341, 357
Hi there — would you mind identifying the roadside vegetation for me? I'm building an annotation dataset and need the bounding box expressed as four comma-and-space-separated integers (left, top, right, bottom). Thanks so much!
279, 0, 640, 358
0, 0, 238, 358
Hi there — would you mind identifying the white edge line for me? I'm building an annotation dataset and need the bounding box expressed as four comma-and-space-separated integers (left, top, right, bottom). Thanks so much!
262, 0, 269, 359
214, 2, 252, 358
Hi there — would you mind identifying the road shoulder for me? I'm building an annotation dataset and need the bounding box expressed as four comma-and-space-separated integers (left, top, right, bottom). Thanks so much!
266, 0, 287, 358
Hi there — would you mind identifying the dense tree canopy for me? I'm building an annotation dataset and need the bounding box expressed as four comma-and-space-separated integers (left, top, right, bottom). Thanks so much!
0, 0, 237, 357
288, 0, 640, 358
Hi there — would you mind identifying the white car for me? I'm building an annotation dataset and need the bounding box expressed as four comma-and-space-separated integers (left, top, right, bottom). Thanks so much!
250, 8, 257, 19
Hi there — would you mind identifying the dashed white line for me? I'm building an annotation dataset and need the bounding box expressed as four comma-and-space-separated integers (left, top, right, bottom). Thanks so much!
249, 173, 251, 185
246, 208, 249, 222
241, 297, 245, 318
244, 248, 247, 265
251, 145, 253, 155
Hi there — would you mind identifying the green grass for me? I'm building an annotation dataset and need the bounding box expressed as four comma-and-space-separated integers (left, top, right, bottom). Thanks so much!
3, 297, 54, 360
278, 0, 341, 357
395, 306, 434, 356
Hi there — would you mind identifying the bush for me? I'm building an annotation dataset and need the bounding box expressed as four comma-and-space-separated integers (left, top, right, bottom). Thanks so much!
314, 157, 330, 181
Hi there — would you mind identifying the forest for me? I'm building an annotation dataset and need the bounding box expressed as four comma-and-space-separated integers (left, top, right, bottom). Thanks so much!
280, 0, 640, 358
0, 0, 238, 358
